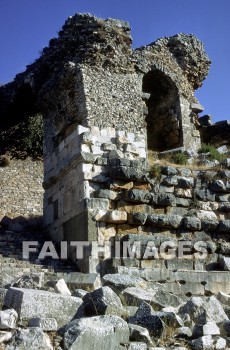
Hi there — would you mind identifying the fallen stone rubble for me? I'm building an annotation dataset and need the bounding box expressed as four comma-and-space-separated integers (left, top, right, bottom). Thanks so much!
0, 265, 229, 349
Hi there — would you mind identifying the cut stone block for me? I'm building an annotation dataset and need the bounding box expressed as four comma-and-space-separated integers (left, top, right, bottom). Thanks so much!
64, 315, 129, 350
5, 327, 53, 350
4, 287, 82, 327
82, 286, 124, 317
63, 273, 101, 292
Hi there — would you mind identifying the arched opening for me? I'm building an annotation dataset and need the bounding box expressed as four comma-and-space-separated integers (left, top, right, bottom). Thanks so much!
143, 69, 182, 152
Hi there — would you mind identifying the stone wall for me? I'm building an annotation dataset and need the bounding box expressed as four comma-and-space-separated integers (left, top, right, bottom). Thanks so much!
0, 159, 43, 220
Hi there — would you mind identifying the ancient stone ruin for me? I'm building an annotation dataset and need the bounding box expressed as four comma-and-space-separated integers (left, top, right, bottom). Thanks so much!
0, 13, 230, 350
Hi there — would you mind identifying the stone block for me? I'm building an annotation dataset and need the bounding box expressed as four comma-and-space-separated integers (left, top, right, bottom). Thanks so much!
64, 315, 129, 350
86, 198, 110, 210
126, 190, 152, 204
147, 214, 182, 229
161, 166, 177, 176
192, 321, 220, 337
28, 317, 58, 331
107, 210, 128, 223
4, 287, 83, 327
54, 278, 71, 295
102, 273, 146, 292
117, 225, 139, 236
110, 180, 134, 190
6, 328, 53, 350
82, 286, 124, 317
129, 324, 153, 345
183, 216, 201, 230
63, 273, 101, 292
175, 188, 193, 198
218, 220, 230, 232
128, 213, 148, 225
166, 259, 194, 271
197, 210, 217, 221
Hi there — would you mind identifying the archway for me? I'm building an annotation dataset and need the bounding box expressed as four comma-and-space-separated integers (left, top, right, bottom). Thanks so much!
143, 69, 182, 152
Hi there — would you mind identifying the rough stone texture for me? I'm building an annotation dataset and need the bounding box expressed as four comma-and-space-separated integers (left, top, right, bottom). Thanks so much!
82, 286, 124, 317
0, 159, 43, 221
179, 296, 228, 325
28, 317, 58, 331
102, 274, 146, 291
0, 309, 17, 330
129, 324, 153, 346
54, 278, 71, 295
0, 13, 213, 266
4, 287, 82, 327
64, 315, 129, 350
5, 327, 53, 350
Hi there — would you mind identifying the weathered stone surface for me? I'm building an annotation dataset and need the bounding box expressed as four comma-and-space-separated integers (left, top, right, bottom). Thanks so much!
192, 321, 220, 337
102, 274, 146, 292
177, 177, 194, 188
28, 317, 58, 331
128, 212, 148, 225
129, 324, 153, 345
4, 287, 82, 327
190, 335, 214, 350
126, 190, 152, 204
183, 216, 201, 230
133, 301, 154, 319
82, 286, 124, 317
12, 273, 44, 289
218, 220, 230, 232
73, 289, 88, 298
217, 291, 230, 306
122, 287, 156, 306
161, 166, 177, 176
176, 326, 192, 337
0, 289, 7, 309
147, 214, 182, 228
64, 315, 129, 350
0, 331, 13, 343
130, 314, 165, 338
219, 255, 230, 271
5, 328, 53, 350
210, 180, 227, 192
197, 210, 217, 221
162, 176, 178, 186
54, 278, 71, 295
63, 273, 101, 292
0, 309, 17, 330
179, 296, 228, 325
128, 342, 147, 350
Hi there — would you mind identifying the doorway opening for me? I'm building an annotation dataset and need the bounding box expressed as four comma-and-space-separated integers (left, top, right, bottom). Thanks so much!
143, 69, 182, 152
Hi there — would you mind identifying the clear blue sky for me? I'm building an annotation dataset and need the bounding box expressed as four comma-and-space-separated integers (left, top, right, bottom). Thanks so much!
0, 0, 229, 122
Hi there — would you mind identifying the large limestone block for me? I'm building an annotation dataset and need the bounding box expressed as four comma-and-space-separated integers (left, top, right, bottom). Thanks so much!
5, 327, 53, 350
179, 296, 228, 325
4, 287, 82, 327
64, 315, 129, 350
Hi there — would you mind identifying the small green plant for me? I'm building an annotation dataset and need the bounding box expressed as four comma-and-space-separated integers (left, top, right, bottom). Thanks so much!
198, 143, 226, 162
171, 152, 188, 165
149, 163, 162, 178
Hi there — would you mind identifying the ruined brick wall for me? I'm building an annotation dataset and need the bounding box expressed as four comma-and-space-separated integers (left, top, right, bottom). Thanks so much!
0, 159, 43, 220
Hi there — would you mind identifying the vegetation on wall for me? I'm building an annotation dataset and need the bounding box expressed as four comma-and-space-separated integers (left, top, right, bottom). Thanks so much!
198, 143, 227, 162
0, 114, 43, 159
